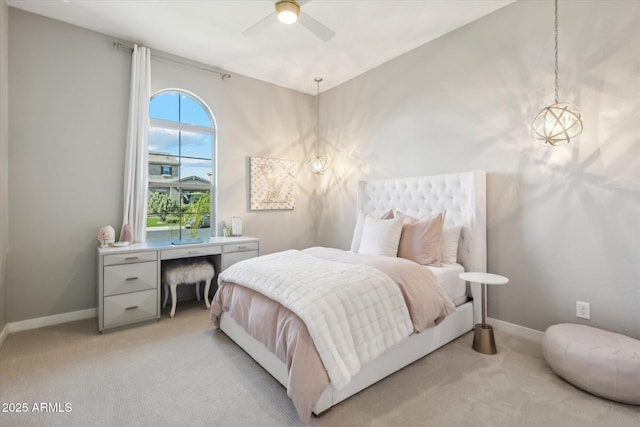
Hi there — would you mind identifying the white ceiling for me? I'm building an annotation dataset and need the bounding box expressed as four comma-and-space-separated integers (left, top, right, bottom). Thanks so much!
7, 0, 516, 94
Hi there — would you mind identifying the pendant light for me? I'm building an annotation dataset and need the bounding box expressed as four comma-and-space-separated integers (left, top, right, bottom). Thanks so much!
531, 0, 583, 146
309, 77, 328, 176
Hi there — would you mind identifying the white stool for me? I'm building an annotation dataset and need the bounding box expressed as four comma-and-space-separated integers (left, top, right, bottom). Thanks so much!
162, 259, 215, 318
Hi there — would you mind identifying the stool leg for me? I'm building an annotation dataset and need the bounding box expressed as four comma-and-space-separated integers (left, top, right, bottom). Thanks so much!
170, 284, 177, 318
195, 282, 201, 301
162, 283, 169, 309
204, 280, 211, 309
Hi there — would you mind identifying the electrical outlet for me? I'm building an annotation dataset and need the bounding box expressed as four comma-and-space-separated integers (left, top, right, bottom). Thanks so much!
576, 301, 590, 320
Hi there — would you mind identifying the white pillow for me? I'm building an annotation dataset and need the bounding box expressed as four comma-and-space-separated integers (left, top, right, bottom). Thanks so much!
358, 215, 404, 257
349, 209, 394, 253
349, 211, 367, 252
441, 225, 462, 264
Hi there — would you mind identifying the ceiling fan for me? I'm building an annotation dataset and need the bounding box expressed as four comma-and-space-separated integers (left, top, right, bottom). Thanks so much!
242, 0, 336, 42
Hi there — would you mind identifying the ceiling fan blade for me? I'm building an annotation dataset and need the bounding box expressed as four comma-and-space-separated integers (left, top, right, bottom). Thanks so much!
298, 12, 336, 42
242, 12, 278, 37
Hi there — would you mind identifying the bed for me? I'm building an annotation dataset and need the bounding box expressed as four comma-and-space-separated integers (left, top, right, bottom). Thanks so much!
212, 170, 486, 421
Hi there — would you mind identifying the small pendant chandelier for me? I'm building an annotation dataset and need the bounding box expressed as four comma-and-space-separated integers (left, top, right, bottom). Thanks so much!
309, 77, 328, 175
531, 0, 583, 146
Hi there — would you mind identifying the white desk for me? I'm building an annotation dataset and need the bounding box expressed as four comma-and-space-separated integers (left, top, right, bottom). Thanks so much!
459, 272, 508, 354
97, 236, 259, 332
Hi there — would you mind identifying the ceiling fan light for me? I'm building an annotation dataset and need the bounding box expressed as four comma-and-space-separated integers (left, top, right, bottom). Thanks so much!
275, 1, 300, 24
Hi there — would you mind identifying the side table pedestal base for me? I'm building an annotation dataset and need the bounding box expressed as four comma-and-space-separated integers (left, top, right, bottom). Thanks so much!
473, 324, 497, 355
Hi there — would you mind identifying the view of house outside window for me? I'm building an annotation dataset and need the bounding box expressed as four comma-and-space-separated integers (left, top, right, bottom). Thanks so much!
147, 91, 215, 242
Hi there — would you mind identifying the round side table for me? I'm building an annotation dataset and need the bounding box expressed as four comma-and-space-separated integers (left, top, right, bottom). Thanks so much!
459, 272, 509, 355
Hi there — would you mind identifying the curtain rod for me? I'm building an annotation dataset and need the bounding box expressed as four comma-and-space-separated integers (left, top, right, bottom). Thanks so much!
113, 40, 231, 81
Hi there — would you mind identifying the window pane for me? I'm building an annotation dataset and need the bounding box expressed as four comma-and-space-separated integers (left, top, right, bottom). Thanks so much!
150, 92, 179, 122
149, 127, 180, 156
179, 158, 213, 185
148, 152, 179, 189
184, 190, 211, 232
180, 95, 212, 128
180, 131, 212, 160
147, 190, 181, 228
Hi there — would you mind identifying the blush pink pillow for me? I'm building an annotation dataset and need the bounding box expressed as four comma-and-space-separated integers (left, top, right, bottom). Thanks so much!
395, 211, 444, 266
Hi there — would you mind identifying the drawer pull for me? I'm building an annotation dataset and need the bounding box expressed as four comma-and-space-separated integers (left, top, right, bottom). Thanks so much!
238, 246, 247, 249
125, 256, 139, 260
125, 305, 138, 311
188, 251, 200, 255
125, 276, 139, 281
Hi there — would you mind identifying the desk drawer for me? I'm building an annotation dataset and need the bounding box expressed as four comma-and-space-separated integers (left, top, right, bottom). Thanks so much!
223, 242, 259, 253
222, 250, 258, 271
104, 251, 157, 266
161, 245, 222, 260
103, 289, 158, 330
104, 261, 157, 296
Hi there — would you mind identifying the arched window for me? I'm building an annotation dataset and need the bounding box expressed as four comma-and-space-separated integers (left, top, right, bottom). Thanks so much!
147, 90, 216, 242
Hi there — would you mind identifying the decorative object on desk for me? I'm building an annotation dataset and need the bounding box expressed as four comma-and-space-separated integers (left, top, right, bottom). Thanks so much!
531, 0, 582, 146
119, 223, 132, 243
223, 225, 231, 237
250, 156, 295, 210
97, 225, 115, 248
231, 216, 243, 236
170, 239, 203, 246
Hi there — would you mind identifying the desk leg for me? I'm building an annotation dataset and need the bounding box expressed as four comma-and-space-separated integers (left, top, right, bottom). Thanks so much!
473, 282, 497, 355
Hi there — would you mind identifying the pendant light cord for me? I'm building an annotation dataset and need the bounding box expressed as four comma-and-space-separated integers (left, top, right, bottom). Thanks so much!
315, 77, 322, 156
554, 0, 559, 104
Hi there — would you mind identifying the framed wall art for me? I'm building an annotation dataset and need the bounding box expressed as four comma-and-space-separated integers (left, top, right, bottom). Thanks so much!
250, 156, 295, 210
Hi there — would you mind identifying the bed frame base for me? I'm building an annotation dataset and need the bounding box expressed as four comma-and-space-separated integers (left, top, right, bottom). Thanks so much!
220, 301, 473, 415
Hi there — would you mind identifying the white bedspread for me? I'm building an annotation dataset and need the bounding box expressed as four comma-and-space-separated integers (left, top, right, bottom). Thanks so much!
218, 249, 413, 390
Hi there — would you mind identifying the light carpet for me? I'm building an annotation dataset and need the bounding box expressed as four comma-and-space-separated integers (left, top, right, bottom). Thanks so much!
1, 301, 638, 427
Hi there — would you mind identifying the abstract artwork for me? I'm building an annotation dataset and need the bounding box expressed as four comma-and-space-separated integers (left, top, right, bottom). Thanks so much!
250, 157, 296, 210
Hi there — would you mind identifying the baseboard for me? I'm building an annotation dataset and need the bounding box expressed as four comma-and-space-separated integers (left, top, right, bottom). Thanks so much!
7, 308, 96, 335
0, 311, 538, 349
488, 317, 544, 343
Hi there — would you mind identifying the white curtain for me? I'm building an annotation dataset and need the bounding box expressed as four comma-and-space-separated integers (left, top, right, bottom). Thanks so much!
122, 45, 151, 243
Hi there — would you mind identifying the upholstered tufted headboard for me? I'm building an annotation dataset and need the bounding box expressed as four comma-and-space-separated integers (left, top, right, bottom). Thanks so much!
357, 170, 486, 321
357, 170, 486, 272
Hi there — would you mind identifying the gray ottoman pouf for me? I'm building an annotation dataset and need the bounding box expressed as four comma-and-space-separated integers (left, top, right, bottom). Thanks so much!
542, 323, 640, 405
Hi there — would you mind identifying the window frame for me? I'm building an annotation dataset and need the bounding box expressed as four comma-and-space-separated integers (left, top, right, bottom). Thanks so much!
147, 89, 218, 240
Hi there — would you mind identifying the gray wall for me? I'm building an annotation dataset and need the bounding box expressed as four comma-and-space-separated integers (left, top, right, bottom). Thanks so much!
316, 0, 640, 339
0, 0, 9, 333
6, 8, 315, 323
8, 9, 131, 322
